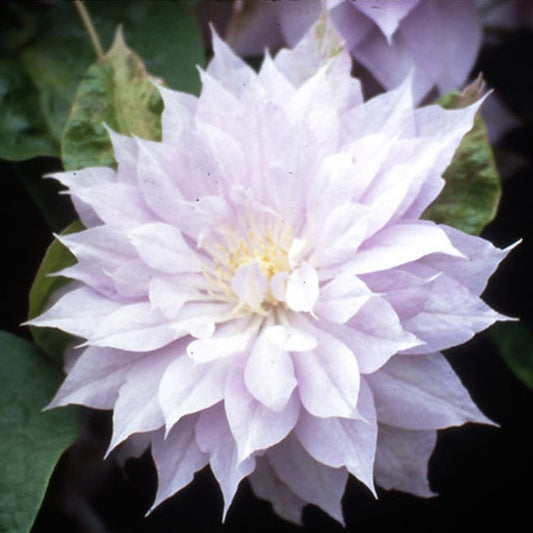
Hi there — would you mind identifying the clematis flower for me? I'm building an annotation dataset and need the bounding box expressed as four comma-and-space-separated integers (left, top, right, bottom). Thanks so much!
30, 14, 511, 525
227, 0, 482, 103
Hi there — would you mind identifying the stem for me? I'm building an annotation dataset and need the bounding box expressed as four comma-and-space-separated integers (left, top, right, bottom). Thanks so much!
74, 0, 104, 60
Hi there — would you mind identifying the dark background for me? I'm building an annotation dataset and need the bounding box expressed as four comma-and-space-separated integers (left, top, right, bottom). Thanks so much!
1, 15, 532, 533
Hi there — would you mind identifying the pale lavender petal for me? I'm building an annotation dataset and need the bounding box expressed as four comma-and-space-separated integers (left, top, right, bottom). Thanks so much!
366, 353, 494, 430
352, 0, 420, 42
129, 222, 202, 274
361, 267, 437, 321
158, 85, 196, 145
47, 346, 144, 409
107, 259, 153, 299
115, 432, 151, 467
399, 0, 482, 96
208, 27, 258, 96
149, 418, 208, 511
195, 404, 256, 517
108, 344, 179, 452
402, 102, 481, 219
48, 166, 115, 227
226, 1, 285, 57
249, 457, 306, 525
148, 276, 206, 320
63, 182, 153, 230
402, 274, 505, 355
258, 51, 296, 103
159, 355, 229, 432
225, 367, 300, 462
27, 285, 122, 339
105, 127, 139, 185
244, 325, 299, 412
315, 272, 372, 324
374, 424, 437, 497
342, 74, 414, 139
421, 225, 516, 294
309, 203, 370, 271
266, 435, 348, 525
295, 379, 377, 493
274, 7, 353, 92
57, 227, 136, 282
276, 0, 322, 47
349, 221, 463, 274
333, 297, 420, 374
329, 1, 375, 50
88, 302, 182, 351
292, 328, 360, 419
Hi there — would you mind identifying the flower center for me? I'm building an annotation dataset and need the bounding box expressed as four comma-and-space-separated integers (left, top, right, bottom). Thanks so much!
203, 222, 293, 314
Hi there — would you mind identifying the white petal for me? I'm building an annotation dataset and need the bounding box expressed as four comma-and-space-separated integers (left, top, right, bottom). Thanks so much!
366, 353, 494, 430
225, 367, 300, 462
230, 262, 269, 312
285, 262, 319, 313
149, 418, 208, 512
374, 424, 436, 497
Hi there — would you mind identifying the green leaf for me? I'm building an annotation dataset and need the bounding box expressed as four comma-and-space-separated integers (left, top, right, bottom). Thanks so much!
489, 322, 533, 390
61, 28, 164, 171
28, 221, 83, 364
0, 0, 203, 162
423, 78, 502, 235
0, 57, 58, 160
0, 331, 80, 533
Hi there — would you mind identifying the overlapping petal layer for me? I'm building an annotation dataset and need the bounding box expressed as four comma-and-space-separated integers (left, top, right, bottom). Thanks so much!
31, 14, 509, 525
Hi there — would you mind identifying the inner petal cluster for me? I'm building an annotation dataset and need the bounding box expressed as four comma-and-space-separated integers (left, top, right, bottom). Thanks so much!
201, 220, 295, 315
